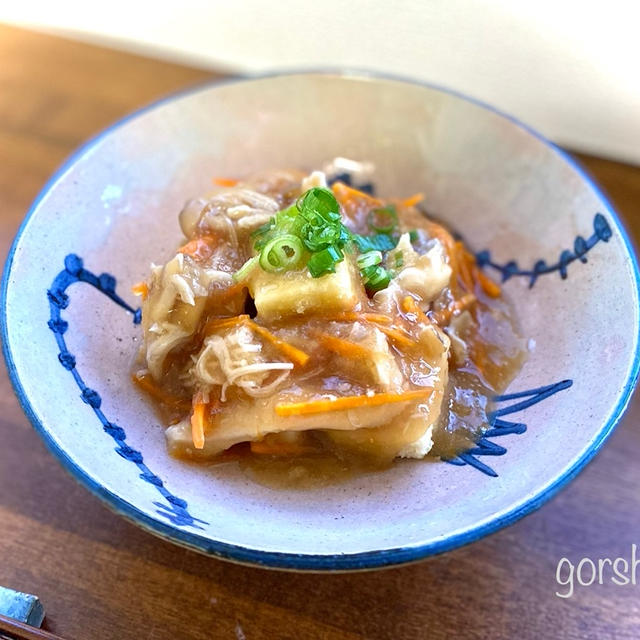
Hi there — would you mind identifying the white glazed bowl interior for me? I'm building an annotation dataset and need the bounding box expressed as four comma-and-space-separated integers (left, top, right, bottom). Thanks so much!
3, 73, 639, 570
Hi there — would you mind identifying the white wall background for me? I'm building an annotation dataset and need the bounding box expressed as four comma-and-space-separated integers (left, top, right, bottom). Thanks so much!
3, 1, 639, 164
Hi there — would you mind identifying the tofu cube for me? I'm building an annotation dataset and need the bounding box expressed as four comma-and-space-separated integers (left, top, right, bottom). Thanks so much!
249, 259, 363, 319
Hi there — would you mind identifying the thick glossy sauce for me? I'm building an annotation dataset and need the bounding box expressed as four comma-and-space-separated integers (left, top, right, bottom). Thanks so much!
240, 296, 524, 488
137, 267, 525, 490
135, 178, 526, 489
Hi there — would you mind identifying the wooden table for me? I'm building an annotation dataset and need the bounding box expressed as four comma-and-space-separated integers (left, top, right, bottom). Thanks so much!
1, 24, 639, 640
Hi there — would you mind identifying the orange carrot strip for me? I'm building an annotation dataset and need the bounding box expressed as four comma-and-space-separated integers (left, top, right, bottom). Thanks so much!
401, 296, 432, 324
453, 292, 477, 314
375, 324, 417, 349
401, 193, 424, 208
455, 241, 475, 293
202, 315, 309, 366
473, 265, 501, 298
190, 392, 206, 450
432, 293, 477, 325
401, 295, 418, 314
203, 314, 250, 335
331, 182, 382, 209
212, 177, 238, 187
177, 235, 217, 261
275, 388, 433, 417
312, 331, 374, 360
131, 281, 149, 300
132, 373, 190, 410
248, 321, 310, 367
359, 313, 393, 324
425, 220, 457, 253
322, 311, 392, 325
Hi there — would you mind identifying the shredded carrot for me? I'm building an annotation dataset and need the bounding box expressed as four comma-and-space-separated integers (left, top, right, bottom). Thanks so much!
432, 293, 477, 325
131, 281, 149, 300
190, 391, 206, 450
132, 373, 190, 410
312, 331, 374, 360
321, 311, 392, 325
453, 292, 477, 315
212, 177, 238, 187
359, 313, 393, 324
177, 235, 217, 261
201, 314, 309, 366
401, 193, 424, 208
248, 320, 310, 367
401, 296, 432, 325
203, 314, 250, 334
275, 388, 433, 417
401, 295, 418, 314
315, 317, 416, 350
468, 335, 493, 380
375, 324, 417, 349
455, 241, 475, 293
473, 265, 501, 298
424, 220, 456, 253
331, 182, 382, 207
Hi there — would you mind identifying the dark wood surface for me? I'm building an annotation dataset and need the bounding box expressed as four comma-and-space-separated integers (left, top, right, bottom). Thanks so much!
1, 24, 639, 640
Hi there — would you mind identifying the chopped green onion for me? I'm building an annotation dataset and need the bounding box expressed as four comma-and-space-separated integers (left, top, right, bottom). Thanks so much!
357, 251, 391, 292
232, 255, 259, 282
394, 252, 404, 269
301, 222, 341, 252
357, 251, 382, 269
249, 187, 355, 279
353, 233, 397, 252
251, 218, 275, 239
297, 187, 341, 222
259, 234, 304, 273
274, 205, 304, 234
339, 226, 353, 250
367, 205, 398, 234
409, 229, 419, 243
361, 264, 392, 292
307, 246, 344, 278
253, 235, 267, 251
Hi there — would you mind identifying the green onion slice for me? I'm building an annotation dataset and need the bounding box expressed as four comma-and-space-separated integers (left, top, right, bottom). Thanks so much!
356, 251, 383, 269
302, 222, 341, 252
361, 264, 392, 292
367, 205, 398, 234
307, 246, 344, 278
259, 234, 304, 273
249, 187, 358, 279
251, 218, 275, 239
352, 233, 397, 252
297, 187, 341, 222
232, 255, 259, 282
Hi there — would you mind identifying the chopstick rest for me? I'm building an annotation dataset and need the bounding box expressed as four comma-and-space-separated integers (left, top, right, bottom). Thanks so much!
0, 587, 44, 627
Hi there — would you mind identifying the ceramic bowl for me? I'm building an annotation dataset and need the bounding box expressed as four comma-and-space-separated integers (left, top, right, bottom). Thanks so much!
2, 72, 639, 571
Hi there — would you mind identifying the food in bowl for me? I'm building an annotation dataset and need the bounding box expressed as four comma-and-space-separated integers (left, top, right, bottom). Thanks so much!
132, 167, 525, 480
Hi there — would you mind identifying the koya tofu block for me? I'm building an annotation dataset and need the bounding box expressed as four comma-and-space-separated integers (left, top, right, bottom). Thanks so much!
249, 259, 364, 319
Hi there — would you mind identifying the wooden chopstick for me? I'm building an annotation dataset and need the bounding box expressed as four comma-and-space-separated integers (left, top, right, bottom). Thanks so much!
0, 613, 65, 640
